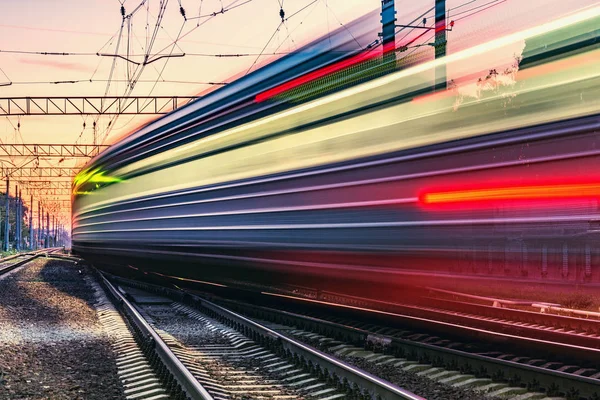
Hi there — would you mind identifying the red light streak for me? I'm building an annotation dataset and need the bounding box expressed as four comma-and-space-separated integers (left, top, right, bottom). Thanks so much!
255, 43, 395, 103
420, 183, 600, 205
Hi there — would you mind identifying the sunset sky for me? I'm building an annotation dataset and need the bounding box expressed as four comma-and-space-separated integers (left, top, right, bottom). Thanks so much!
1, 0, 595, 146
0, 0, 596, 226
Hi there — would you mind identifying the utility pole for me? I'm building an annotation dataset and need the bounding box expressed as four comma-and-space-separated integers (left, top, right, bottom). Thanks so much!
42, 209, 45, 248
46, 212, 49, 248
380, 0, 397, 68
37, 203, 41, 250
3, 179, 8, 252
14, 185, 19, 251
29, 195, 33, 250
17, 189, 21, 251
434, 0, 447, 90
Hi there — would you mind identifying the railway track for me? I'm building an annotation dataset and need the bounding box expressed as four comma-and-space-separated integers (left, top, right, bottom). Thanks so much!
99, 271, 444, 400
97, 270, 214, 400
0, 249, 60, 277
222, 295, 599, 400
102, 273, 600, 400
1, 252, 206, 399
311, 290, 600, 351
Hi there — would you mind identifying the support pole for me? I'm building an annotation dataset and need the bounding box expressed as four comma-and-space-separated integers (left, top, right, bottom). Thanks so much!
37, 203, 41, 250
3, 179, 9, 252
40, 207, 44, 248
434, 0, 447, 91
46, 212, 49, 248
16, 189, 21, 251
14, 185, 19, 251
380, 0, 397, 69
29, 195, 33, 250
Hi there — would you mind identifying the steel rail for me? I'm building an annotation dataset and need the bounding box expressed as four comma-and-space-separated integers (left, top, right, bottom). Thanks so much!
104, 273, 425, 400
259, 291, 600, 360
223, 299, 600, 399
0, 249, 59, 277
101, 273, 600, 398
197, 296, 424, 400
417, 296, 600, 335
98, 272, 214, 400
320, 289, 600, 339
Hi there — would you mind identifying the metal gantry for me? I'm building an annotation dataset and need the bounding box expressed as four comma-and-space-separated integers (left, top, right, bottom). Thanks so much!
21, 187, 71, 196
0, 144, 109, 158
0, 165, 80, 250
14, 181, 72, 189
0, 141, 105, 248
1, 167, 79, 179
0, 96, 199, 115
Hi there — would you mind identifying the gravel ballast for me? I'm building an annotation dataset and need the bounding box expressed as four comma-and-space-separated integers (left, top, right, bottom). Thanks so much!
0, 258, 125, 399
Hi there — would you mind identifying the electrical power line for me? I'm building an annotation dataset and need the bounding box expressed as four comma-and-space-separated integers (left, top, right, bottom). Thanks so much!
452, 0, 506, 22
0, 48, 355, 58
0, 65, 11, 86
3, 79, 228, 85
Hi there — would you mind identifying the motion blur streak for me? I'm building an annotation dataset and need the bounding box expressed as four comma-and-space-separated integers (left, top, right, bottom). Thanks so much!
73, 7, 600, 211
420, 183, 600, 205
72, 4, 600, 289
261, 293, 598, 352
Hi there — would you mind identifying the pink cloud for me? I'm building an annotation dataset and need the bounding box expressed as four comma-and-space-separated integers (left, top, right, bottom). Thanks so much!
18, 57, 92, 73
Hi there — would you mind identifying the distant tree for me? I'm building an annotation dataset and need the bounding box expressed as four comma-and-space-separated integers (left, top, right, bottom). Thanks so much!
0, 193, 30, 250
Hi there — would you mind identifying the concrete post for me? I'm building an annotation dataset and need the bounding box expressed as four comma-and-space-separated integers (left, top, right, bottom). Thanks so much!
46, 212, 50, 248
3, 179, 8, 252
37, 202, 41, 250
14, 185, 19, 251
29, 195, 33, 250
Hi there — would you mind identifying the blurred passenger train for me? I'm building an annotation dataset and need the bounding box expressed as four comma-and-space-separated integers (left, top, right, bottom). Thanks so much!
72, 6, 600, 287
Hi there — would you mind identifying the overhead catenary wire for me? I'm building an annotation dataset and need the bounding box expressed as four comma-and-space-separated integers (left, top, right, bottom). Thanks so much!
452, 0, 506, 21
94, 0, 172, 144
271, 0, 322, 54
149, 0, 255, 58
273, 0, 326, 54
420, 0, 504, 26
251, 0, 347, 76
0, 79, 228, 85
245, 22, 283, 76
321, 0, 361, 48
99, 13, 187, 142
185, 0, 255, 20
391, 0, 505, 60
84, 0, 254, 146
0, 48, 305, 57
0, 65, 12, 85
3, 0, 505, 149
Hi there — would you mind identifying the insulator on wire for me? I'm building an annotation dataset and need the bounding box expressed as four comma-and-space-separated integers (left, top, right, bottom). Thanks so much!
422, 17, 427, 25
280, 8, 285, 22
120, 5, 125, 17
83, 122, 86, 129
180, 6, 186, 19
